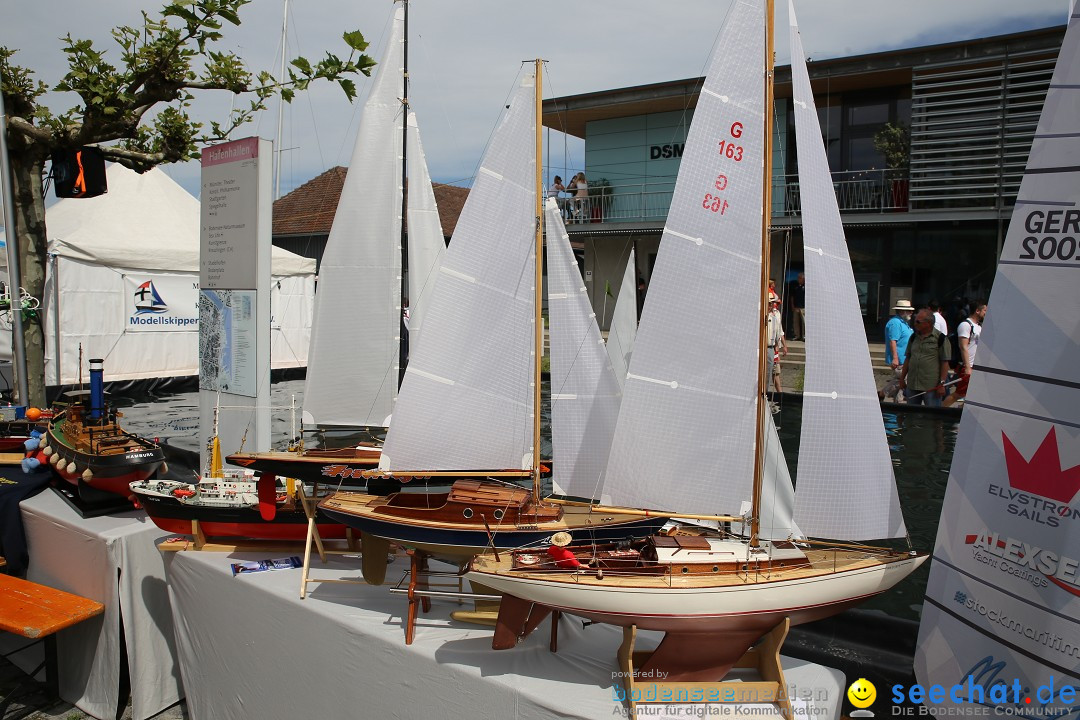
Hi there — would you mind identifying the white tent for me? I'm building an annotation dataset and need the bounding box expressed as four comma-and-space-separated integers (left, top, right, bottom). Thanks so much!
1, 164, 314, 385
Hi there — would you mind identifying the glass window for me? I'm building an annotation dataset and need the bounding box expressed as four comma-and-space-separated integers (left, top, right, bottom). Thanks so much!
847, 102, 889, 126
847, 136, 885, 171
817, 105, 842, 171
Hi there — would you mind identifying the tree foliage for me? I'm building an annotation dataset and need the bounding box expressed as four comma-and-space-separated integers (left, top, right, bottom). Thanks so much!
0, 0, 374, 405
873, 121, 910, 172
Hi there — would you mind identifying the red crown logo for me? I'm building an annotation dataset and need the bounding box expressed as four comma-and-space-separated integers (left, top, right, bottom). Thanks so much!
1002, 427, 1080, 504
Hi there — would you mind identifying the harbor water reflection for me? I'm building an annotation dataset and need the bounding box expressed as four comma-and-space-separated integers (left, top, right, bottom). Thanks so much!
114, 380, 954, 621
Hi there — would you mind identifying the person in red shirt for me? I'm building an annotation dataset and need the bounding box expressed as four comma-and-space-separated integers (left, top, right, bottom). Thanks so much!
546, 531, 582, 569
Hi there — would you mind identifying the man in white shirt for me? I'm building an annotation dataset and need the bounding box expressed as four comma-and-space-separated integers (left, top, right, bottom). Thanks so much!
944, 299, 987, 407
930, 299, 948, 335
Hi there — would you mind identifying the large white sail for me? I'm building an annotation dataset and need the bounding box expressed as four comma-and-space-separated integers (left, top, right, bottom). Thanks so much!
605, 248, 637, 392
380, 71, 538, 471
787, 1, 906, 540
915, 12, 1080, 707
302, 8, 404, 427
602, 0, 765, 515
406, 111, 446, 355
546, 198, 623, 500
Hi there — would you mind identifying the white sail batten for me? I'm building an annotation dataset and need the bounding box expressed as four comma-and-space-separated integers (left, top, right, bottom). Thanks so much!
546, 198, 623, 500
380, 72, 538, 471
406, 112, 446, 355
787, 2, 906, 540
302, 8, 404, 427
606, 248, 637, 391
915, 10, 1080, 705
602, 0, 765, 515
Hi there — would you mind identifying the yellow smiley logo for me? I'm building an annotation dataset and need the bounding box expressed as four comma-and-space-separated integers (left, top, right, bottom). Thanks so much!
847, 678, 877, 709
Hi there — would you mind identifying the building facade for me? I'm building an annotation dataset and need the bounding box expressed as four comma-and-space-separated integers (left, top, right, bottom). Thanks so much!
543, 27, 1064, 335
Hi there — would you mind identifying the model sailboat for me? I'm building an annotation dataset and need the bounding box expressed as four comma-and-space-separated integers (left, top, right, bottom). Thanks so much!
913, 9, 1079, 711
228, 2, 446, 485
467, 0, 925, 681
317, 62, 670, 574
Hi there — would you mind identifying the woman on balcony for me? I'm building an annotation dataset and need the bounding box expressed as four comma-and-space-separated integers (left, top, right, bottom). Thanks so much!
570, 172, 589, 223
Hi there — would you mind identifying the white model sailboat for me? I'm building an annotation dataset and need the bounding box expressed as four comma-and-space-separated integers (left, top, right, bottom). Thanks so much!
468, 0, 924, 681
228, 3, 446, 482
914, 10, 1079, 710
317, 63, 671, 571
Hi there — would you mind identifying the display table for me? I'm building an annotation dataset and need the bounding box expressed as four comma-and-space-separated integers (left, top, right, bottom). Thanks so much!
16, 489, 183, 720
165, 551, 844, 720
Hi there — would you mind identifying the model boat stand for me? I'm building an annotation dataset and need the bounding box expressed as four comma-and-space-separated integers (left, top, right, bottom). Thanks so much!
387, 549, 502, 644
615, 618, 794, 719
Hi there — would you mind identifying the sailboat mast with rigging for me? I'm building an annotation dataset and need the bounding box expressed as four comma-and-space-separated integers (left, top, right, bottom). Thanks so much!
316, 60, 669, 572
468, 0, 925, 682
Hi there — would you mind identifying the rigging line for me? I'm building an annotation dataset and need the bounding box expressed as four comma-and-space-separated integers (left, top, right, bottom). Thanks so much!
539, 64, 575, 190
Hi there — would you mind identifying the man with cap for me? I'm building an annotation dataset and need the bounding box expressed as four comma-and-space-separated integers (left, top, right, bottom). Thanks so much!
766, 291, 788, 399
880, 299, 914, 402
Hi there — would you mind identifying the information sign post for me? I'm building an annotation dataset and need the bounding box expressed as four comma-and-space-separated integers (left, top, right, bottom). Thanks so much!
198, 137, 272, 470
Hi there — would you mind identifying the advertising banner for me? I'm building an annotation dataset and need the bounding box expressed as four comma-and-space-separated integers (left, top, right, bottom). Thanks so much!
914, 12, 1080, 716
122, 273, 199, 332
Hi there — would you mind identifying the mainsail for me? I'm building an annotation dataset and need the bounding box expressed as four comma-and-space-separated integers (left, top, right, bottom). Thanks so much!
405, 111, 447, 354
915, 10, 1080, 706
303, 8, 405, 427
605, 248, 637, 392
380, 70, 538, 471
788, 0, 907, 540
601, 0, 765, 515
546, 198, 622, 500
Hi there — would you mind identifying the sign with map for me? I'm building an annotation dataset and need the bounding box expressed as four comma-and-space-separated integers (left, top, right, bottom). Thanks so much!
198, 289, 256, 397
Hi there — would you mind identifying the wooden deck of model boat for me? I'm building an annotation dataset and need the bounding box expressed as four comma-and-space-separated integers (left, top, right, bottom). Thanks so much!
472, 546, 912, 589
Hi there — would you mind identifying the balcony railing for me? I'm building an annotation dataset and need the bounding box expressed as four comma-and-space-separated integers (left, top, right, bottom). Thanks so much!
560, 169, 910, 225
775, 169, 910, 217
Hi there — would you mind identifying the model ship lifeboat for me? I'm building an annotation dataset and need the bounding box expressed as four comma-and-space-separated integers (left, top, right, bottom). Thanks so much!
130, 471, 349, 542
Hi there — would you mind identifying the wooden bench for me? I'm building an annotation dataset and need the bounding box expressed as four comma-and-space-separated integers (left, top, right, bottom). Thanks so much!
0, 573, 105, 713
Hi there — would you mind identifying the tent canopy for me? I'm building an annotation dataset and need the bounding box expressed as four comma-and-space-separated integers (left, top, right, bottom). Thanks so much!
38, 164, 314, 276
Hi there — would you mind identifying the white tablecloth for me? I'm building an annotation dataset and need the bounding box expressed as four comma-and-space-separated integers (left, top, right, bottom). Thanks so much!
164, 550, 843, 720
19, 490, 183, 719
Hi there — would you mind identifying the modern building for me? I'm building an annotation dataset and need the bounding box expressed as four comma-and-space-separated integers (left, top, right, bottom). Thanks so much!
542, 26, 1065, 335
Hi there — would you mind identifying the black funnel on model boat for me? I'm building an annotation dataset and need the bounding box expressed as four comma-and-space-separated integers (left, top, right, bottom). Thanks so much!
89, 358, 105, 419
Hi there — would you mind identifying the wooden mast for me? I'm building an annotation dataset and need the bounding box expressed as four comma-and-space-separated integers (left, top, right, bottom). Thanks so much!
397, 0, 410, 389
750, 0, 776, 547
532, 58, 544, 504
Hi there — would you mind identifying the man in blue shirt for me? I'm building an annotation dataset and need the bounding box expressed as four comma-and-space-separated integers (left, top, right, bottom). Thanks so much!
880, 299, 914, 401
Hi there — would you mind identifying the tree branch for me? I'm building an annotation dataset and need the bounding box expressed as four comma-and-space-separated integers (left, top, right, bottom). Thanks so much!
7, 116, 54, 144
99, 145, 168, 166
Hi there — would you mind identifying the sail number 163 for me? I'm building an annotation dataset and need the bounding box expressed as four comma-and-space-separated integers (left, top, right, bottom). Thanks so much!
717, 122, 746, 161
703, 174, 730, 214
